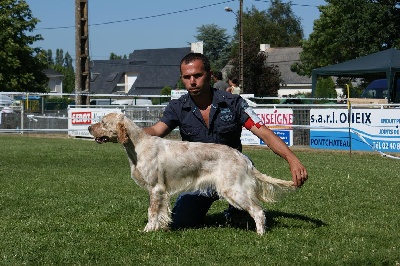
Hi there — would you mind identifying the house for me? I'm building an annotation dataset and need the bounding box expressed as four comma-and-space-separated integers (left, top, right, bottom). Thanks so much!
43, 69, 63, 96
222, 44, 313, 97
263, 44, 345, 97
260, 44, 312, 97
89, 47, 191, 95
88, 44, 320, 98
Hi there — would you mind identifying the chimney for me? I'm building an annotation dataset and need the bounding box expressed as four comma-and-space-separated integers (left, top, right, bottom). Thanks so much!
191, 42, 204, 54
260, 44, 271, 52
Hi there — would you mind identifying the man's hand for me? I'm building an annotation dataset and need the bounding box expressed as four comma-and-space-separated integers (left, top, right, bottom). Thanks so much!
250, 125, 308, 187
288, 158, 308, 187
143, 121, 171, 137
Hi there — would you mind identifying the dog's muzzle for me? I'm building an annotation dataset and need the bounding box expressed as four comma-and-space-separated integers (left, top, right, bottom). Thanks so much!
95, 136, 110, 144
88, 125, 110, 144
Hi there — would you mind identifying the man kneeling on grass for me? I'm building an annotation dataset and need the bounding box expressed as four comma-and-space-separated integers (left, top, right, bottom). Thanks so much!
144, 52, 308, 228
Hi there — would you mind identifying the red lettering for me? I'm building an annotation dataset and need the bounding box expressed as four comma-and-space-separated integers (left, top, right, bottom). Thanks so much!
71, 112, 92, 124
260, 112, 293, 125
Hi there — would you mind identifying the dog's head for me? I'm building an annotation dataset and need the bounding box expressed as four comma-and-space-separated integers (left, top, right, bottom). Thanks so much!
88, 112, 128, 144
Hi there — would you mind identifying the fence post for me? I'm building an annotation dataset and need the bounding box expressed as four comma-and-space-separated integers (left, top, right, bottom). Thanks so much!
20, 105, 24, 135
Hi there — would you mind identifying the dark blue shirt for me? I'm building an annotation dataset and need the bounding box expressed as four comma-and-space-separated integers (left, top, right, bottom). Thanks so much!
160, 87, 250, 151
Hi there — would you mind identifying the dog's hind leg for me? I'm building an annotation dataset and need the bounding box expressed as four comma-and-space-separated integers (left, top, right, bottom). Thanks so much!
247, 204, 266, 235
144, 183, 171, 232
221, 187, 266, 235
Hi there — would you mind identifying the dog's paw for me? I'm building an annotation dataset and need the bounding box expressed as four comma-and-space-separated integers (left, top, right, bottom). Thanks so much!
256, 227, 266, 235
143, 222, 161, 232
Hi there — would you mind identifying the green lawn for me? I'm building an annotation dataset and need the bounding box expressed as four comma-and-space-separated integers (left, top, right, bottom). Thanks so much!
0, 135, 399, 265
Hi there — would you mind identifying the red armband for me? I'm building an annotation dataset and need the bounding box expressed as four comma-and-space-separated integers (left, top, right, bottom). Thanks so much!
244, 118, 262, 130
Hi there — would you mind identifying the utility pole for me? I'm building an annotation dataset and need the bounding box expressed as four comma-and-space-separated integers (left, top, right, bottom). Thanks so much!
75, 0, 90, 105
239, 0, 244, 92
225, 1, 244, 92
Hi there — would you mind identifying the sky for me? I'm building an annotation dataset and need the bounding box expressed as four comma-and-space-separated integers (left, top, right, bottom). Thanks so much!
25, 0, 326, 61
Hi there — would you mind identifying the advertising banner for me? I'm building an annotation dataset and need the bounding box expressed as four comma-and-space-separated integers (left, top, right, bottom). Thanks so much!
241, 108, 293, 146
68, 108, 121, 137
67, 107, 294, 146
171, 90, 187, 99
310, 108, 400, 152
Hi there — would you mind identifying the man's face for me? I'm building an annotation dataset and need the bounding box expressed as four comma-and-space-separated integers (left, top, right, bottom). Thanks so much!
180, 59, 211, 96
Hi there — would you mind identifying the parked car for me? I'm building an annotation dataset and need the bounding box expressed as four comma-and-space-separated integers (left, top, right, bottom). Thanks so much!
90, 99, 112, 105
360, 78, 400, 102
0, 95, 14, 107
111, 99, 153, 106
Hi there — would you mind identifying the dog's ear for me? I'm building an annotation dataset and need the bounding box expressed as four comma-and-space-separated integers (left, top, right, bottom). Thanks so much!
117, 122, 128, 144
117, 113, 125, 122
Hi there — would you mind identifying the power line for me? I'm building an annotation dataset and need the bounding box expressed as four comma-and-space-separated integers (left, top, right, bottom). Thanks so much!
34, 0, 321, 31
34, 0, 236, 31
253, 0, 320, 8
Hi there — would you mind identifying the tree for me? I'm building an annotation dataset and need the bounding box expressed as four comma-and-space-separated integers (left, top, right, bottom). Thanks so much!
0, 0, 48, 92
60, 52, 75, 93
55, 49, 64, 66
242, 1, 303, 47
292, 0, 400, 77
228, 1, 302, 95
160, 86, 172, 95
266, 0, 304, 46
45, 49, 53, 65
42, 49, 75, 93
194, 24, 231, 71
109, 52, 127, 59
315, 77, 337, 98
176, 79, 184, 90
229, 37, 281, 96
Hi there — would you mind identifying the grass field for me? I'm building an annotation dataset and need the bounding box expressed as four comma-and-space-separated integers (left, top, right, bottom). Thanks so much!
0, 135, 399, 265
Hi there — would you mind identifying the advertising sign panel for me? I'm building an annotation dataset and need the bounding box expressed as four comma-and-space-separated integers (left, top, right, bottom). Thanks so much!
310, 108, 400, 152
241, 108, 293, 146
171, 90, 187, 100
68, 108, 122, 137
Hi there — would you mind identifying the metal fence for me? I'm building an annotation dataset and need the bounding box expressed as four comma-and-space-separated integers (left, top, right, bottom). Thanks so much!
0, 105, 169, 135
0, 104, 312, 145
1, 103, 397, 147
292, 107, 310, 146
0, 107, 69, 134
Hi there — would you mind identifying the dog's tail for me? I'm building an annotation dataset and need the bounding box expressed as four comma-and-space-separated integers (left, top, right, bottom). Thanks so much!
253, 168, 296, 203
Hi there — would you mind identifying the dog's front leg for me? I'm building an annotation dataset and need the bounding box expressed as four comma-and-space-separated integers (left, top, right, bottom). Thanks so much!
144, 183, 171, 232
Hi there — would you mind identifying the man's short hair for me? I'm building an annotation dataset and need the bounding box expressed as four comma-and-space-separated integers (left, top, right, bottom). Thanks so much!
214, 71, 223, 80
180, 53, 211, 74
230, 78, 239, 85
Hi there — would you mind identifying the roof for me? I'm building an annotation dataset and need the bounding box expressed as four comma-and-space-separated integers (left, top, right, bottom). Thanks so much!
311, 48, 400, 102
43, 69, 63, 77
312, 48, 400, 77
222, 46, 311, 87
90, 47, 191, 95
265, 47, 311, 85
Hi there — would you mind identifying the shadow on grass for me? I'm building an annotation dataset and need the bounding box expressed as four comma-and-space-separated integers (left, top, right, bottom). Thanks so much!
172, 210, 327, 233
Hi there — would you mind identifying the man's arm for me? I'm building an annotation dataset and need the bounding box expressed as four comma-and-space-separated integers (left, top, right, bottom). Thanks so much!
143, 121, 172, 138
249, 125, 308, 187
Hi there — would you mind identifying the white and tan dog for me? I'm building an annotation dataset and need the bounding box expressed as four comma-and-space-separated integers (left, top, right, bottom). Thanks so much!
88, 113, 295, 235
